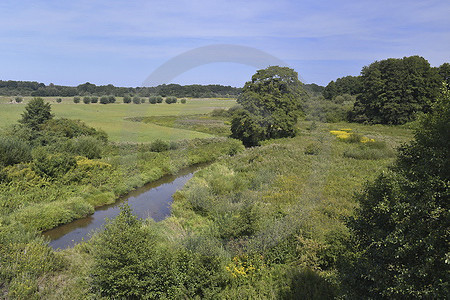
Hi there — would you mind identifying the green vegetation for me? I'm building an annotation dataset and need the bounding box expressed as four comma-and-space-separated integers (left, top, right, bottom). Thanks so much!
349, 56, 442, 124
323, 75, 361, 100
231, 66, 306, 146
19, 97, 53, 131
341, 84, 449, 298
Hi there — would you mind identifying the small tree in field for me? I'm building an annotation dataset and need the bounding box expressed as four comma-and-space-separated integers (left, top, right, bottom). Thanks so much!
133, 96, 141, 104
73, 96, 80, 103
15, 96, 23, 103
83, 96, 91, 104
231, 66, 306, 146
19, 97, 53, 130
123, 95, 132, 104
180, 98, 187, 104
56, 98, 62, 103
108, 95, 116, 103
100, 96, 109, 104
91, 96, 99, 103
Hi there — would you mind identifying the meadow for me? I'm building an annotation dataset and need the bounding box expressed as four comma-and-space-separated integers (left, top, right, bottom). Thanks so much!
0, 97, 235, 142
0, 96, 418, 298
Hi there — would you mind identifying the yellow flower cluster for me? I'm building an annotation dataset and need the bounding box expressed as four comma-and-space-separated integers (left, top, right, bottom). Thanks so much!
225, 255, 260, 278
360, 136, 376, 143
76, 157, 111, 170
329, 130, 351, 139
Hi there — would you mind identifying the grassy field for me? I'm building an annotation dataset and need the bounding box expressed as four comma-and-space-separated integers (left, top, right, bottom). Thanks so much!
0, 96, 236, 142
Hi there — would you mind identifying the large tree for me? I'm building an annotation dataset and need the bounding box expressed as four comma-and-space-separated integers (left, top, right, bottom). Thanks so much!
341, 83, 449, 298
231, 66, 306, 146
19, 97, 53, 130
349, 56, 442, 124
323, 75, 362, 100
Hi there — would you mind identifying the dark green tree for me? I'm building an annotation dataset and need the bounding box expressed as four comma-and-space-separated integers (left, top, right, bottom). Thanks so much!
438, 63, 450, 85
123, 95, 132, 103
342, 83, 450, 298
349, 56, 442, 124
323, 75, 361, 100
231, 66, 306, 146
19, 97, 53, 130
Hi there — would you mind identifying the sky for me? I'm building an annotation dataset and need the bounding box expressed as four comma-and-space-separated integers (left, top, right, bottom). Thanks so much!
0, 0, 449, 87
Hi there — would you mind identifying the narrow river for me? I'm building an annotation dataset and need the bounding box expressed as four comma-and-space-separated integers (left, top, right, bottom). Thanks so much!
43, 164, 206, 250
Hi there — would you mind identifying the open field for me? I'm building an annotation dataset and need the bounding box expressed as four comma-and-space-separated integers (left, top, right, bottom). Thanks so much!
0, 97, 236, 142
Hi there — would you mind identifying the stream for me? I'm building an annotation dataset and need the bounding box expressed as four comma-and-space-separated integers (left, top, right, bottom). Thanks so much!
43, 164, 205, 250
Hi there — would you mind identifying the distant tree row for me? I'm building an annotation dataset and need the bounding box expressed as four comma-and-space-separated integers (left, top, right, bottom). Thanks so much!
72, 95, 187, 104
0, 81, 241, 98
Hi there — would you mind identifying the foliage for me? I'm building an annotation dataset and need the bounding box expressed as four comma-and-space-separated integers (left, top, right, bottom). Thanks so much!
132, 96, 141, 104
73, 96, 80, 103
83, 96, 91, 104
99, 96, 109, 104
149, 139, 170, 152
90, 96, 98, 103
349, 56, 442, 124
231, 66, 306, 146
32, 147, 77, 178
0, 136, 32, 166
56, 97, 62, 103
165, 96, 177, 104
323, 75, 362, 100
15, 96, 23, 103
181, 98, 187, 104
108, 95, 116, 103
40, 118, 108, 142
342, 84, 450, 298
305, 94, 355, 123
70, 135, 103, 159
123, 95, 132, 103
19, 97, 53, 130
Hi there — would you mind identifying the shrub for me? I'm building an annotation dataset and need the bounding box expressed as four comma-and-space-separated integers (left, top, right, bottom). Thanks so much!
0, 136, 32, 166
73, 96, 80, 103
304, 143, 321, 155
40, 118, 108, 142
150, 139, 170, 152
180, 98, 187, 104
132, 96, 141, 104
15, 96, 23, 103
70, 135, 103, 159
32, 148, 77, 178
165, 96, 177, 104
149, 96, 158, 104
156, 96, 163, 103
83, 96, 91, 104
90, 96, 98, 103
56, 98, 62, 103
108, 95, 116, 103
123, 95, 132, 103
99, 96, 109, 104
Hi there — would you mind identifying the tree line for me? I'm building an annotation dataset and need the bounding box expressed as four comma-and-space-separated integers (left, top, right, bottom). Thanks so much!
0, 81, 242, 98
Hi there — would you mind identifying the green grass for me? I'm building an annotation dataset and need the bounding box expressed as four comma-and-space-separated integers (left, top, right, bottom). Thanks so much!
0, 97, 236, 142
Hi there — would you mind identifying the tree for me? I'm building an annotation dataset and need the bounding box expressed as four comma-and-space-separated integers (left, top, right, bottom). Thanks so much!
349, 56, 442, 124
231, 66, 306, 146
99, 96, 109, 104
83, 96, 91, 104
132, 96, 141, 104
123, 95, 132, 103
341, 83, 450, 298
19, 97, 53, 130
323, 75, 361, 100
73, 96, 80, 103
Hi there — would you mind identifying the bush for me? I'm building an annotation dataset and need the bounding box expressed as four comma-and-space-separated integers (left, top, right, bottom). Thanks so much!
91, 96, 98, 103
123, 95, 132, 104
56, 98, 62, 103
132, 96, 141, 104
15, 96, 23, 103
149, 96, 158, 104
73, 96, 80, 103
0, 136, 32, 166
99, 96, 109, 104
149, 139, 170, 152
83, 96, 91, 104
165, 96, 177, 104
181, 98, 187, 104
40, 118, 108, 142
108, 95, 116, 103
32, 148, 77, 178
156, 96, 163, 103
304, 143, 321, 155
70, 135, 103, 159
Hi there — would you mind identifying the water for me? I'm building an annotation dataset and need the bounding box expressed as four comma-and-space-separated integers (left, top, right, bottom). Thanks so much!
43, 164, 205, 250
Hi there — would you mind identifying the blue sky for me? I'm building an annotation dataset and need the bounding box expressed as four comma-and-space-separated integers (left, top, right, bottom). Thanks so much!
0, 0, 449, 87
